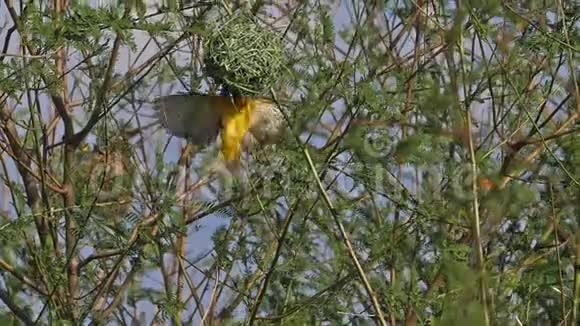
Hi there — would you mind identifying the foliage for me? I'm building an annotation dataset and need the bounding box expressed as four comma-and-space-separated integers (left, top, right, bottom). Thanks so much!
0, 0, 578, 325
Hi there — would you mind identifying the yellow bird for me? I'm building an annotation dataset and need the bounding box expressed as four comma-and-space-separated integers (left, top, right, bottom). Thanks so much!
154, 93, 286, 166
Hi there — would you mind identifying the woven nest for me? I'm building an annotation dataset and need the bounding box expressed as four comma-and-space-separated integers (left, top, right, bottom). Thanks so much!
204, 13, 285, 96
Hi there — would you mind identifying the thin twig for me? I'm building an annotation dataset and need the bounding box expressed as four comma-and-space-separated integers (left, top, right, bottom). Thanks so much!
457, 11, 490, 324
549, 183, 567, 325
201, 268, 220, 325
270, 89, 387, 326
301, 143, 388, 326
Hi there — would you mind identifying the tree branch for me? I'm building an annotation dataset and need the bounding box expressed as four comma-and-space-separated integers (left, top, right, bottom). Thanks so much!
0, 287, 34, 326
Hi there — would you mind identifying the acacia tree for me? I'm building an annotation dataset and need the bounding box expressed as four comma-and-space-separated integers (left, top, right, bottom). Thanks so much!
0, 0, 578, 325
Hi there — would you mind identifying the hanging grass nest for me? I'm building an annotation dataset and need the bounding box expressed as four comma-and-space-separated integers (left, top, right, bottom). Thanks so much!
204, 13, 286, 96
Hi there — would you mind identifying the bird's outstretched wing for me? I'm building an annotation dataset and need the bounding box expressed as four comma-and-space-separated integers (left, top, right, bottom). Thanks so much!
153, 94, 229, 146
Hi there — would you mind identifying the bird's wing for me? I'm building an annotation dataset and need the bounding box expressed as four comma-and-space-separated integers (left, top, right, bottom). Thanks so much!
153, 94, 231, 146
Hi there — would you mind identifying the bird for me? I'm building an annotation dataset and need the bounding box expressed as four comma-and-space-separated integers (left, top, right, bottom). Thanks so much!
153, 92, 287, 168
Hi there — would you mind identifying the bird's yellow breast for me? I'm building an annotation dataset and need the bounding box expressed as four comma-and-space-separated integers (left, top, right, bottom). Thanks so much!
219, 97, 255, 164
